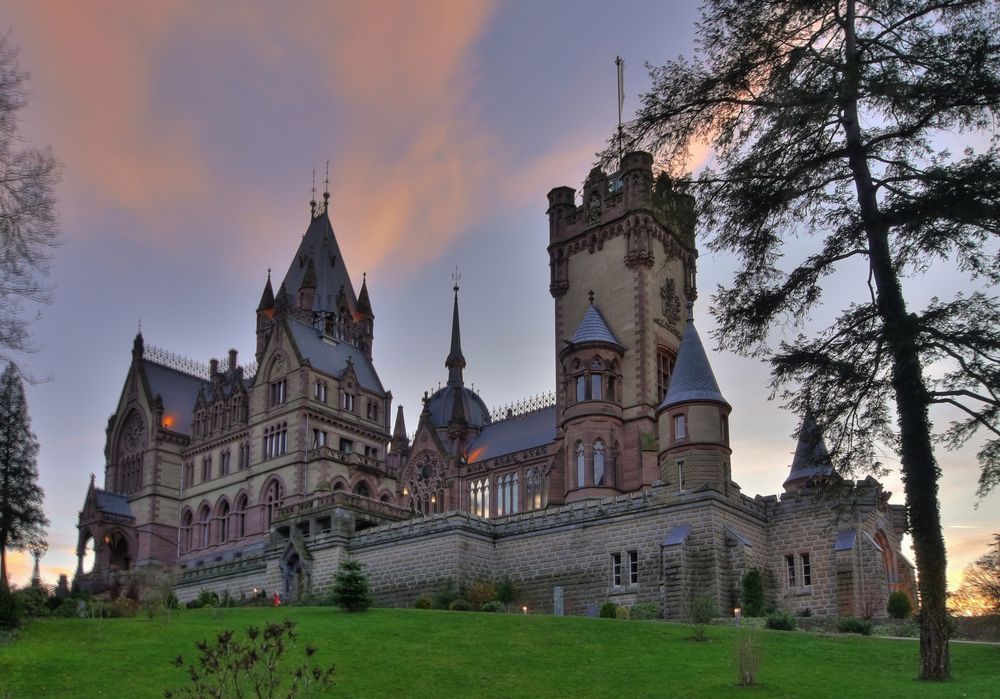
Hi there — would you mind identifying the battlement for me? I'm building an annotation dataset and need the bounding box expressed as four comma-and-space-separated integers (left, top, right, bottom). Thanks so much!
546, 151, 695, 248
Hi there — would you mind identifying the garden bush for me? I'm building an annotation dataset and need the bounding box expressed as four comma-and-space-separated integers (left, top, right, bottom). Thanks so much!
413, 595, 433, 609
495, 577, 519, 611
887, 591, 913, 619
466, 581, 495, 610
614, 606, 630, 620
13, 587, 50, 619
689, 596, 717, 641
741, 569, 765, 617
480, 601, 505, 613
765, 611, 797, 631
448, 598, 472, 612
734, 631, 763, 687
599, 602, 618, 619
837, 616, 873, 635
630, 602, 660, 620
431, 578, 462, 610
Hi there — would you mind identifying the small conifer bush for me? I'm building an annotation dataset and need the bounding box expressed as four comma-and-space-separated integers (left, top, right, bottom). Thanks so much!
887, 591, 913, 619
330, 559, 372, 612
741, 569, 765, 617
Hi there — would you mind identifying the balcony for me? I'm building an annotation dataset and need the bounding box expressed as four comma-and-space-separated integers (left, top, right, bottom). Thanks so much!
307, 446, 397, 479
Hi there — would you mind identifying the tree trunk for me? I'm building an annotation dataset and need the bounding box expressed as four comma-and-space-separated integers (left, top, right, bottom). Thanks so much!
839, 0, 949, 679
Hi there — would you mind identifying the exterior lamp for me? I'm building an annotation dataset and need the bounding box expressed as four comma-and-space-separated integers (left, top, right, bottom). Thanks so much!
402, 487, 409, 496
431, 494, 437, 504
734, 607, 742, 626
522, 605, 528, 615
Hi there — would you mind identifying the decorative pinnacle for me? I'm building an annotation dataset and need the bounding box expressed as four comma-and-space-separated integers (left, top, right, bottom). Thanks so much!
310, 168, 317, 216
452, 265, 461, 292
588, 289, 595, 304
686, 299, 694, 320
323, 160, 330, 204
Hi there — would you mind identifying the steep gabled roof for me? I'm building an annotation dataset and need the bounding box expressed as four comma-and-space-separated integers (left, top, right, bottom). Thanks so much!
569, 303, 622, 348
142, 361, 209, 434
286, 318, 385, 394
94, 489, 133, 518
281, 210, 358, 314
466, 405, 557, 464
659, 315, 729, 410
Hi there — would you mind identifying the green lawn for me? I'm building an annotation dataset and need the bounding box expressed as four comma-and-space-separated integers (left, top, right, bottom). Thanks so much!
1, 608, 997, 698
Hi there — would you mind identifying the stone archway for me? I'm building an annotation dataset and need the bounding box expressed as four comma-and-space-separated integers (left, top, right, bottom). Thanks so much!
280, 541, 312, 601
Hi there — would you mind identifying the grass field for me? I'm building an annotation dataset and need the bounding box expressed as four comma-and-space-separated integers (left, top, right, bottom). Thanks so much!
1, 608, 998, 698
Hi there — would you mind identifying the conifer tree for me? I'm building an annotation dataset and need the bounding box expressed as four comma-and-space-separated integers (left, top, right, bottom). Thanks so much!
0, 363, 48, 588
330, 559, 372, 612
617, 0, 1000, 679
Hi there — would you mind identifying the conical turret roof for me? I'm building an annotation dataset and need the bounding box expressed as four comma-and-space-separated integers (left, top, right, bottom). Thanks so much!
257, 273, 275, 312
356, 273, 373, 317
783, 413, 836, 491
659, 312, 729, 410
569, 301, 623, 349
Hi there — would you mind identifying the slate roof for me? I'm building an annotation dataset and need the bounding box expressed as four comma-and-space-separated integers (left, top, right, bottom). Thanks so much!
287, 319, 386, 394
466, 405, 557, 463
281, 210, 358, 315
425, 385, 491, 429
659, 317, 729, 410
143, 361, 209, 434
94, 489, 133, 518
783, 414, 836, 490
569, 303, 622, 348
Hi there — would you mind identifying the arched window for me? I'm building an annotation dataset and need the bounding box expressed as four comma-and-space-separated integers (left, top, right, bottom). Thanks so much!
232, 493, 247, 540
197, 504, 211, 549
216, 499, 230, 543
469, 478, 490, 518
593, 439, 606, 486
525, 467, 546, 510
354, 481, 371, 498
180, 509, 193, 553
497, 472, 519, 516
262, 479, 285, 531
575, 441, 585, 488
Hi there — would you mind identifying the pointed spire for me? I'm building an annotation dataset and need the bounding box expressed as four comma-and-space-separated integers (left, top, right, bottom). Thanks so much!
132, 330, 145, 362
356, 272, 373, 317
659, 302, 729, 410
274, 281, 289, 312
445, 281, 466, 387
257, 270, 275, 312
310, 168, 317, 218
783, 412, 836, 491
393, 404, 408, 441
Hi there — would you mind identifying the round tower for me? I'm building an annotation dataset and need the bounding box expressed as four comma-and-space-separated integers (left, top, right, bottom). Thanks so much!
656, 305, 733, 494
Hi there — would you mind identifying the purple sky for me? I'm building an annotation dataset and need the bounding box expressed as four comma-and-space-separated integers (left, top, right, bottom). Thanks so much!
5, 0, 995, 590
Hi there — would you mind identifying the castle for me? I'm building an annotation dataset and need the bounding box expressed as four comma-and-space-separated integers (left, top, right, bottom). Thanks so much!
75, 152, 915, 618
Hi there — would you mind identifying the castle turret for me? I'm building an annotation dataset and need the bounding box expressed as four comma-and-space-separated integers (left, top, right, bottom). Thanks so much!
783, 413, 838, 493
657, 305, 733, 494
559, 294, 625, 501
255, 272, 275, 364
356, 273, 374, 359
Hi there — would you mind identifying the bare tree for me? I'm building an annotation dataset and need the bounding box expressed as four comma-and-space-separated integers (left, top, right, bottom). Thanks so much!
0, 31, 62, 364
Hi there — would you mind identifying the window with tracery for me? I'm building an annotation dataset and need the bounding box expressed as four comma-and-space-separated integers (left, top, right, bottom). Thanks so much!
180, 509, 193, 552
575, 441, 585, 488
262, 480, 285, 530
405, 450, 444, 514
497, 472, 519, 516
216, 500, 230, 543
525, 466, 546, 510
116, 411, 146, 494
232, 493, 247, 539
262, 422, 288, 459
656, 347, 676, 402
198, 505, 211, 548
469, 477, 490, 518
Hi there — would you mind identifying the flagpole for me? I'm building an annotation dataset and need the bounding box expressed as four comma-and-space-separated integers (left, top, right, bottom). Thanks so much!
615, 55, 624, 168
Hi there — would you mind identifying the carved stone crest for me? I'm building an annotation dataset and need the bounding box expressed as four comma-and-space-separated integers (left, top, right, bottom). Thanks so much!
660, 278, 682, 328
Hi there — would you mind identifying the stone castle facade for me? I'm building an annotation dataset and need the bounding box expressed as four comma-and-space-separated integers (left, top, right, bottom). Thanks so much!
75, 154, 915, 618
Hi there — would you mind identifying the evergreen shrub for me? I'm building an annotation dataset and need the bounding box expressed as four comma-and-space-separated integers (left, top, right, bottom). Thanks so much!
599, 602, 618, 618
630, 602, 660, 620
331, 559, 373, 612
765, 611, 797, 631
448, 598, 472, 611
480, 601, 505, 613
887, 591, 913, 619
741, 569, 765, 617
413, 595, 433, 609
837, 616, 873, 635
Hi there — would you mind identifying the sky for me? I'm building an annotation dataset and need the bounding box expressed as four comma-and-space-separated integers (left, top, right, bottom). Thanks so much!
4, 0, 996, 592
